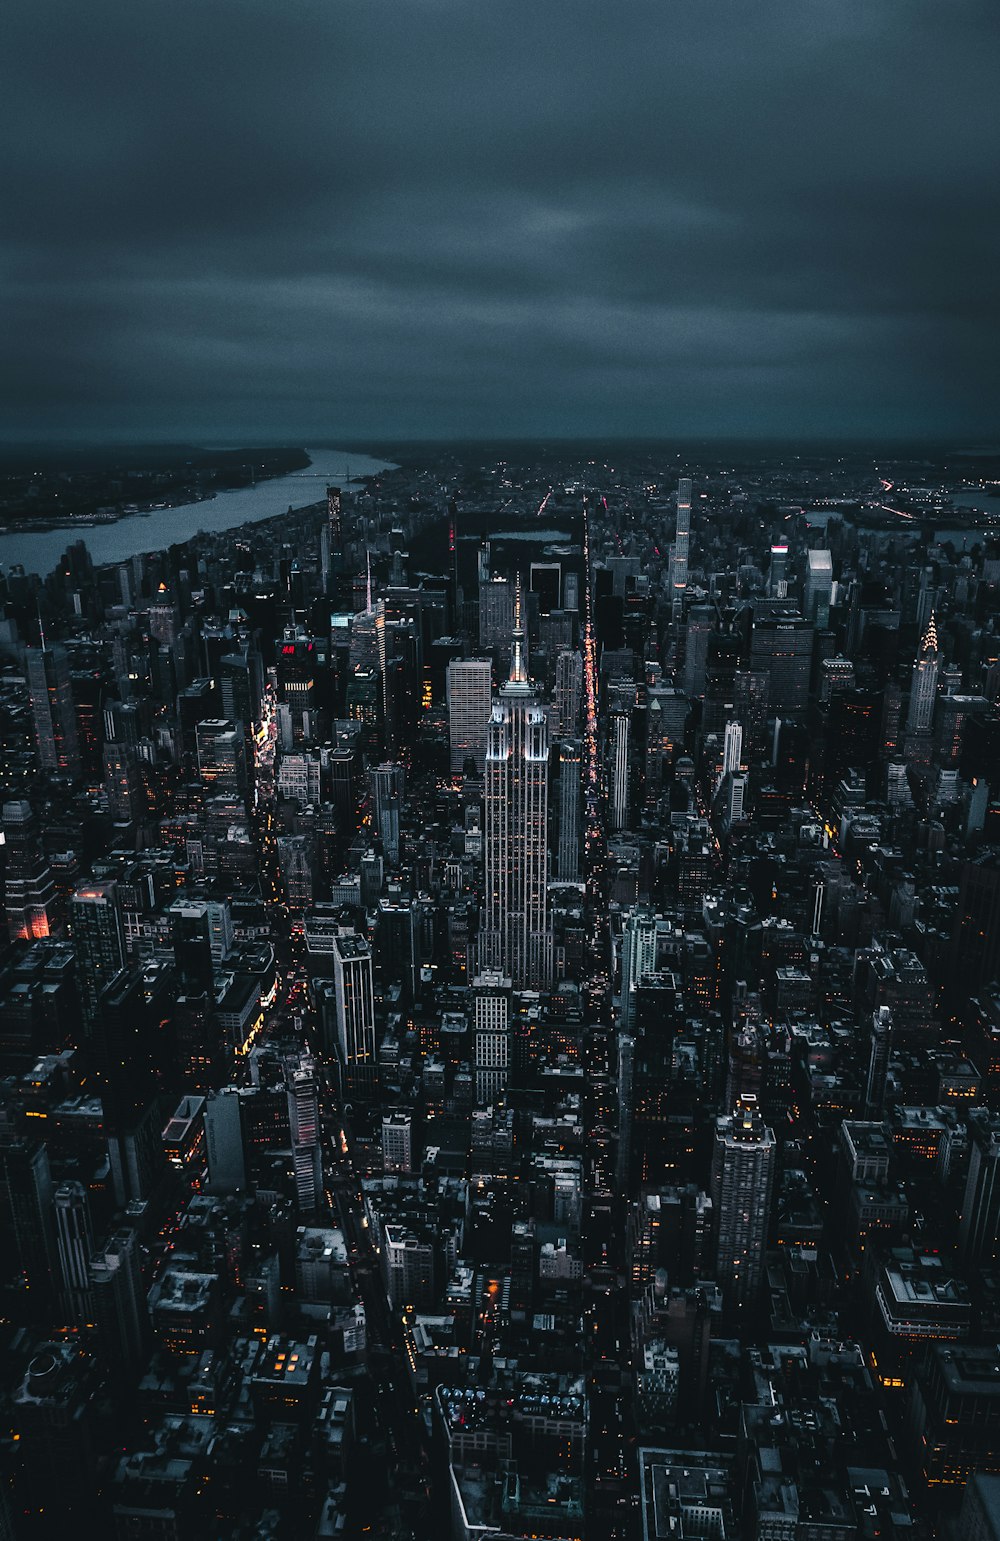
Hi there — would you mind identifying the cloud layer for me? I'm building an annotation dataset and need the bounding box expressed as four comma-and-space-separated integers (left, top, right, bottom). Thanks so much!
3, 0, 998, 441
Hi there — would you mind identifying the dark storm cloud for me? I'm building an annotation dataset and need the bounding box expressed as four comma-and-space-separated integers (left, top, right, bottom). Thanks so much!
2, 0, 998, 440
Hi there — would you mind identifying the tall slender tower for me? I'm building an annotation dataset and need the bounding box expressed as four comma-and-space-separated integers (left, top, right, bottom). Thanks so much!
907, 612, 940, 733
556, 740, 582, 881
864, 1006, 893, 1120
331, 931, 377, 1098
287, 1056, 323, 1210
482, 583, 551, 990
671, 477, 692, 624
54, 1182, 94, 1323
710, 1095, 776, 1309
620, 906, 658, 1031
26, 642, 80, 778
609, 706, 631, 831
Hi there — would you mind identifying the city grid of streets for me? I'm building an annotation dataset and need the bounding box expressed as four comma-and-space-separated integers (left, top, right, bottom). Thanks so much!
1, 441, 1000, 1537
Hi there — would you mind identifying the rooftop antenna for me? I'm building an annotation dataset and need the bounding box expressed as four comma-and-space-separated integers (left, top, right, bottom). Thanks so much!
508, 572, 528, 685
366, 550, 373, 613
37, 603, 47, 653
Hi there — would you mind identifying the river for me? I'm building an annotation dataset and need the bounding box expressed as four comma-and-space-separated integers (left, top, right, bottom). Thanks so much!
0, 445, 397, 579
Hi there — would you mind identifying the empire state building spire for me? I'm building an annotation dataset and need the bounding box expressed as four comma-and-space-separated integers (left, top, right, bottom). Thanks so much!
482, 576, 552, 990
507, 575, 529, 688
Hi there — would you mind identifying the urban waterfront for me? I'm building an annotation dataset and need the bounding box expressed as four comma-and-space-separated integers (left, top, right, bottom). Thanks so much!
0, 447, 395, 579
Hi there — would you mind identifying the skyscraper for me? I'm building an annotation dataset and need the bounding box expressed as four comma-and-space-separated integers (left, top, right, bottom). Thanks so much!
710, 1096, 776, 1309
767, 543, 789, 599
907, 612, 940, 733
326, 485, 343, 590
864, 1006, 893, 1120
332, 931, 377, 1097
369, 762, 404, 865
472, 971, 511, 1105
481, 586, 552, 990
960, 1108, 1000, 1269
90, 1227, 149, 1383
671, 477, 692, 624
621, 906, 658, 1032
196, 718, 248, 801
446, 658, 492, 774
69, 882, 126, 1029
2, 800, 56, 941
26, 642, 80, 778
479, 574, 514, 649
804, 549, 833, 627
721, 720, 743, 784
749, 609, 814, 714
204, 1088, 247, 1194
287, 1056, 322, 1211
556, 740, 582, 881
555, 649, 583, 737
54, 1182, 94, 1324
0, 1136, 57, 1311
609, 706, 631, 832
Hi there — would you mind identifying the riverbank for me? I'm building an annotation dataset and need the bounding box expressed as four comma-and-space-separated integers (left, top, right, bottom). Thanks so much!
0, 446, 396, 578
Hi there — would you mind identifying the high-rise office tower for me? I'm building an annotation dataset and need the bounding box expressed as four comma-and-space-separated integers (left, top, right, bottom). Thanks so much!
621, 906, 658, 1032
447, 658, 492, 774
0, 1135, 56, 1311
671, 478, 692, 624
168, 899, 211, 992
26, 642, 80, 778
733, 669, 768, 762
749, 608, 814, 714
722, 720, 743, 783
479, 575, 515, 649
952, 854, 1000, 995
481, 587, 552, 990
767, 543, 789, 599
683, 605, 715, 699
726, 772, 748, 826
472, 971, 511, 1105
556, 740, 582, 881
555, 650, 583, 737
369, 762, 405, 866
326, 486, 343, 579
287, 1056, 322, 1211
864, 1006, 893, 1120
448, 499, 461, 627
645, 686, 688, 798
332, 932, 377, 1097
907, 612, 940, 733
609, 706, 631, 832
804, 549, 834, 627
219, 649, 261, 726
277, 834, 314, 909
54, 1182, 94, 1324
196, 718, 248, 801
69, 882, 126, 1029
103, 741, 144, 825
90, 1228, 149, 1383
960, 1109, 1000, 1268
702, 612, 745, 736
710, 1096, 776, 1309
204, 1088, 247, 1194
2, 800, 56, 941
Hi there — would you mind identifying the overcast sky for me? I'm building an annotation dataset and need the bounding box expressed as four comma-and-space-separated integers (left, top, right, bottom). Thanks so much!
3, 0, 998, 444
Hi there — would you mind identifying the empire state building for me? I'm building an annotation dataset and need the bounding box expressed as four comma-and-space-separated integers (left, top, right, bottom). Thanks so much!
481, 585, 552, 991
